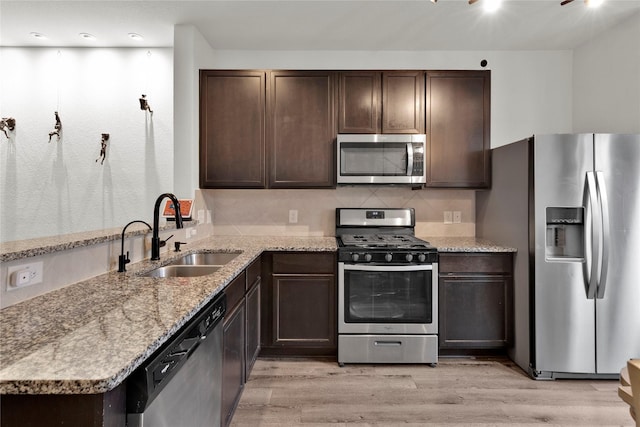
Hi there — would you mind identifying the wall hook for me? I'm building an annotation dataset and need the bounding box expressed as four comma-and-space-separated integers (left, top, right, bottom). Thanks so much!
48, 111, 62, 142
139, 94, 153, 115
1, 117, 16, 139
96, 133, 109, 165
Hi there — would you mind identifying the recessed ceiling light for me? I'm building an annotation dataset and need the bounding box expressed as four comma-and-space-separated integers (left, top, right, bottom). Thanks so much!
128, 33, 144, 41
585, 0, 604, 7
483, 0, 503, 12
79, 33, 97, 41
30, 32, 47, 39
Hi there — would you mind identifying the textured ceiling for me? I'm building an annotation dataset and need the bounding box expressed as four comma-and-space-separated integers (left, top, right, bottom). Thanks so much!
1, 0, 640, 50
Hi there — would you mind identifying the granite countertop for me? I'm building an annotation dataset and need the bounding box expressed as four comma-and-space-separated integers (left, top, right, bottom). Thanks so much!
0, 235, 337, 395
422, 236, 516, 253
0, 234, 513, 396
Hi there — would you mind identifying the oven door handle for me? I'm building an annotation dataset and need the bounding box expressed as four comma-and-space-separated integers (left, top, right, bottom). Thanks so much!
340, 263, 433, 272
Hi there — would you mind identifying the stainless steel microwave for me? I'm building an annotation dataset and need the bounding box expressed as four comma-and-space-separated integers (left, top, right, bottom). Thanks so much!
337, 134, 426, 185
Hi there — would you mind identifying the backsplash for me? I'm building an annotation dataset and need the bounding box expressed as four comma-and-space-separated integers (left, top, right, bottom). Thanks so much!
201, 187, 475, 237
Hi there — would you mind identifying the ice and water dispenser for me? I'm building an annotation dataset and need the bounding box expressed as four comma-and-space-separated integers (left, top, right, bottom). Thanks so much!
545, 207, 585, 261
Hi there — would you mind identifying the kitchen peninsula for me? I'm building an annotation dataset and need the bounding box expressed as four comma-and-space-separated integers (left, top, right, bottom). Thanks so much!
0, 233, 513, 426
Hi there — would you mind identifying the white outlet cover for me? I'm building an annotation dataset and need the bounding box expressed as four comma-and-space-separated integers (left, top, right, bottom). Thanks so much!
7, 261, 43, 290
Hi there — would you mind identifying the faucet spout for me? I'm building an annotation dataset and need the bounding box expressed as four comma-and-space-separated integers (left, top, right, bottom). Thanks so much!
151, 193, 184, 261
118, 220, 152, 272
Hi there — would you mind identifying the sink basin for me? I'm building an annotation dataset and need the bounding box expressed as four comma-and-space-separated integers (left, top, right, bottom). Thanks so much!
141, 265, 221, 278
168, 251, 241, 267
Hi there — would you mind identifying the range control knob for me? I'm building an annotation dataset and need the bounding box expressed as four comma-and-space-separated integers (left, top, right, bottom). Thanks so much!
364, 253, 372, 262
405, 253, 414, 262
351, 253, 360, 262
385, 253, 393, 262
418, 253, 426, 263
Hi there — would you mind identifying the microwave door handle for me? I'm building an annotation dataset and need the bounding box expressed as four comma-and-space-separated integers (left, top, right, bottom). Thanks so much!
406, 143, 414, 176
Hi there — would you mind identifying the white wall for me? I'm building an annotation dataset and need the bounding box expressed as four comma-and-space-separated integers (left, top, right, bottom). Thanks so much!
0, 47, 174, 243
573, 12, 640, 133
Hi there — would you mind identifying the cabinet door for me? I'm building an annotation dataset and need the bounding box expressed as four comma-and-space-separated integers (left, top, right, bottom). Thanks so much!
200, 70, 266, 188
222, 302, 245, 427
382, 71, 425, 134
272, 274, 336, 352
426, 70, 491, 188
245, 280, 261, 379
338, 71, 381, 133
438, 253, 514, 352
267, 71, 337, 188
439, 275, 513, 350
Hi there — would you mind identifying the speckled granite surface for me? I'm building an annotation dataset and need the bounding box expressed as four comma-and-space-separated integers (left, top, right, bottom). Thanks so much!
0, 236, 337, 395
0, 234, 513, 396
421, 236, 517, 253
0, 224, 166, 263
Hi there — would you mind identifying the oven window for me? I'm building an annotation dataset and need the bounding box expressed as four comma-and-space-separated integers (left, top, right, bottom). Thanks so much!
343, 269, 432, 323
340, 143, 408, 176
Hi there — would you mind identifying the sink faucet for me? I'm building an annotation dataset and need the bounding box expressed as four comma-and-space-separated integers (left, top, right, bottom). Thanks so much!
151, 193, 184, 260
118, 220, 152, 272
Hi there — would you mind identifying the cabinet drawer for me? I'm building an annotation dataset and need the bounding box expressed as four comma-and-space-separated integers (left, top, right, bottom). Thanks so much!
246, 257, 261, 291
272, 252, 336, 274
225, 271, 246, 311
439, 253, 512, 274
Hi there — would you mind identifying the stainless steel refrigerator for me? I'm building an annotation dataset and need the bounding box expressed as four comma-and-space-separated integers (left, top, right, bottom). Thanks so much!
476, 134, 640, 379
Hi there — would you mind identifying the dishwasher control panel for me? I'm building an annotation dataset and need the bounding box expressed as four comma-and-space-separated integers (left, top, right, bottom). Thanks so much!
126, 294, 227, 414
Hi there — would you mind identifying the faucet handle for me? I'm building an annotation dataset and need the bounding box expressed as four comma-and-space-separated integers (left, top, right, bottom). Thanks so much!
117, 251, 131, 272
174, 241, 187, 252
159, 234, 174, 248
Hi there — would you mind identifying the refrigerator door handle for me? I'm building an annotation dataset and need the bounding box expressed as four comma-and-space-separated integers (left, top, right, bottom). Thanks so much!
584, 171, 599, 300
595, 171, 610, 299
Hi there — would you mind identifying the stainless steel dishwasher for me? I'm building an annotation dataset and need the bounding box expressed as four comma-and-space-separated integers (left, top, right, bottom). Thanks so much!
127, 294, 226, 427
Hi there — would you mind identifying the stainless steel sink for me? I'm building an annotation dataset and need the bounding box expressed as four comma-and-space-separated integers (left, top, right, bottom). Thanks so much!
168, 251, 241, 267
142, 265, 222, 278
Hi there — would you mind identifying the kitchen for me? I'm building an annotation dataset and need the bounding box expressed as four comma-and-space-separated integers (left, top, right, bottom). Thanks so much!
1, 1, 640, 426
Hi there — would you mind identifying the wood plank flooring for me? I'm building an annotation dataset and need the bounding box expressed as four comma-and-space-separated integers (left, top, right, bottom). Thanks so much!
231, 357, 633, 426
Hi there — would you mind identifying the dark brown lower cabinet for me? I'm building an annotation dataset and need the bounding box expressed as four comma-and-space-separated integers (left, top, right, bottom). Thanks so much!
222, 298, 245, 427
245, 271, 261, 378
260, 252, 337, 357
222, 256, 261, 427
438, 253, 514, 355
0, 383, 126, 427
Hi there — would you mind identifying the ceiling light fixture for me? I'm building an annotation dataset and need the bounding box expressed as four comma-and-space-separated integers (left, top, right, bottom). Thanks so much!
561, 0, 605, 6
29, 32, 47, 39
467, 0, 502, 11
128, 33, 144, 41
79, 33, 97, 41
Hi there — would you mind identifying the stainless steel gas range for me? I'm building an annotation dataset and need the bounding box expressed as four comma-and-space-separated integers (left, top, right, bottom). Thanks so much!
336, 208, 439, 365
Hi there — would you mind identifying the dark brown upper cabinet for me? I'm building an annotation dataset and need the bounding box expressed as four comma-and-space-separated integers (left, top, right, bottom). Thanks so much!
267, 71, 337, 188
200, 70, 266, 188
338, 71, 425, 134
426, 70, 491, 188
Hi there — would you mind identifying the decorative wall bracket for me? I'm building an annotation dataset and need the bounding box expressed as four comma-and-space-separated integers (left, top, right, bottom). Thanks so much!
1, 117, 16, 139
96, 133, 109, 165
48, 111, 62, 142
139, 94, 153, 115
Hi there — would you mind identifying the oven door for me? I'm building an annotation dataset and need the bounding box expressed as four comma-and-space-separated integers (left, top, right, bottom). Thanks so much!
338, 262, 438, 334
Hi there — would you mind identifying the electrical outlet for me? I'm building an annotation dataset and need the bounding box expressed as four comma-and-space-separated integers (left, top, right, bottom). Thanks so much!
7, 261, 43, 290
453, 211, 462, 224
288, 209, 298, 224
444, 211, 453, 224
197, 209, 205, 224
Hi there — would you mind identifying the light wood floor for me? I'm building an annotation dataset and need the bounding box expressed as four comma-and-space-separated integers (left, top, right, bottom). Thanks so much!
231, 357, 633, 426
